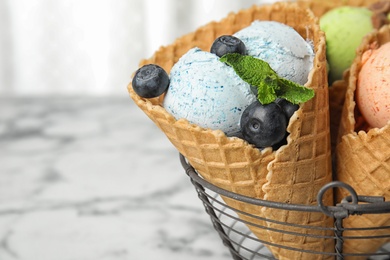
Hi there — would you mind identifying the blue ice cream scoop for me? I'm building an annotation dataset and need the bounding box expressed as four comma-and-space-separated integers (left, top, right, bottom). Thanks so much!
162, 47, 256, 136
234, 21, 314, 85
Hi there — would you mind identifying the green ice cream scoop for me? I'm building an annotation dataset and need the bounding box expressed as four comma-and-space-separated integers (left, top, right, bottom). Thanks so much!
320, 6, 373, 83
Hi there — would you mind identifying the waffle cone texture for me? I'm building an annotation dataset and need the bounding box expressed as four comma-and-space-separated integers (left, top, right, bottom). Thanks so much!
128, 2, 334, 259
332, 25, 390, 259
298, 0, 382, 17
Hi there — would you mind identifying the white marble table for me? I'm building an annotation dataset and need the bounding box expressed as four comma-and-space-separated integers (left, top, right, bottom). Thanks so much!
0, 97, 231, 260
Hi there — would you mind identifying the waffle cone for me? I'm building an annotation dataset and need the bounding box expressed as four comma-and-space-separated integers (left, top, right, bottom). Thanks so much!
297, 0, 382, 17
129, 2, 334, 259
334, 25, 390, 259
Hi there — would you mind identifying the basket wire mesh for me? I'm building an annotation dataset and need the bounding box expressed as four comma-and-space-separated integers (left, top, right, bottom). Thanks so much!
179, 154, 390, 260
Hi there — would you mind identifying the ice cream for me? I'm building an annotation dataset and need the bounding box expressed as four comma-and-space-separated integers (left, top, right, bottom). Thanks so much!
162, 21, 315, 137
320, 6, 374, 83
162, 47, 256, 136
356, 42, 390, 128
234, 21, 314, 85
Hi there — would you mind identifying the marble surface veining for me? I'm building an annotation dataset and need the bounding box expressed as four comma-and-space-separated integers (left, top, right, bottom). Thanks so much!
0, 97, 231, 260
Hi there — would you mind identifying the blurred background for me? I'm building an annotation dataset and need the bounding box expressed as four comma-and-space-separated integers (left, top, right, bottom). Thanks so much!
1, 1, 293, 259
0, 0, 279, 96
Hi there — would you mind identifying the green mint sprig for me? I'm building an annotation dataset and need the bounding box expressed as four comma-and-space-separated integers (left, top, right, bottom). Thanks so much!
219, 53, 314, 105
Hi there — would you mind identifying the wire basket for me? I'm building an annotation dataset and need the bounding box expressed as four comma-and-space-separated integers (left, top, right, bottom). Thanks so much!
179, 154, 390, 260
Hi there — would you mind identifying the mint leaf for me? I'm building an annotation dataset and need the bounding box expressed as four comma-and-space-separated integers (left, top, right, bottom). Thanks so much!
257, 80, 277, 105
220, 53, 278, 104
220, 53, 314, 105
278, 78, 315, 104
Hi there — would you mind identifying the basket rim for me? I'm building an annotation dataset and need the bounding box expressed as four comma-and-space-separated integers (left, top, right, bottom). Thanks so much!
180, 154, 390, 218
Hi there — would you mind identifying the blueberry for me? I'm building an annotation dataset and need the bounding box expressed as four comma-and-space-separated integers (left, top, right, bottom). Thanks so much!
132, 64, 170, 98
210, 35, 246, 57
240, 101, 288, 149
275, 98, 299, 120
272, 133, 288, 150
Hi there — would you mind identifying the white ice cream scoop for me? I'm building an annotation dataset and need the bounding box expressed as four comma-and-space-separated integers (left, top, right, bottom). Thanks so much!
162, 47, 256, 136
234, 21, 314, 85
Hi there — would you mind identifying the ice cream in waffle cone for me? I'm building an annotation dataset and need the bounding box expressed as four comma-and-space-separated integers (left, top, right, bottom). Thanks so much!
298, 0, 389, 155
129, 2, 334, 259
334, 25, 390, 259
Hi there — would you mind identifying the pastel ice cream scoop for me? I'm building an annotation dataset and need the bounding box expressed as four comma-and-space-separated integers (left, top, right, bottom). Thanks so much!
356, 42, 390, 128
320, 6, 377, 83
233, 21, 315, 85
162, 47, 256, 136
